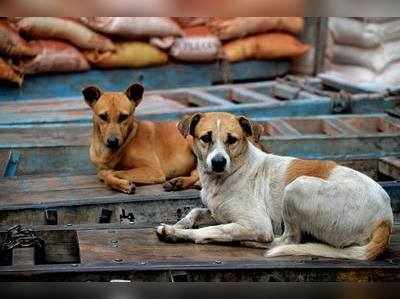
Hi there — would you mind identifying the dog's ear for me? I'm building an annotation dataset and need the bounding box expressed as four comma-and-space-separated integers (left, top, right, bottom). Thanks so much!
252, 124, 265, 143
82, 86, 102, 108
238, 116, 263, 139
178, 113, 202, 138
125, 83, 144, 106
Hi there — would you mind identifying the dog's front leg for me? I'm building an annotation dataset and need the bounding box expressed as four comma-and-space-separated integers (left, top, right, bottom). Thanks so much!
164, 169, 200, 191
157, 223, 272, 244
113, 167, 166, 185
173, 208, 217, 229
98, 169, 136, 194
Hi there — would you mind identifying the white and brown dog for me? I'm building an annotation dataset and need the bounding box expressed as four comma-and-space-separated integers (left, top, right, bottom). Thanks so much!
157, 112, 394, 260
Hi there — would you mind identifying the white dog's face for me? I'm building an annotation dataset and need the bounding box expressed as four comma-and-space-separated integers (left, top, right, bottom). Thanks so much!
178, 112, 263, 176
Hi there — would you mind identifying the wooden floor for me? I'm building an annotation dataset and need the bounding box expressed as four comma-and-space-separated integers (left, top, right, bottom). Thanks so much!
78, 219, 400, 265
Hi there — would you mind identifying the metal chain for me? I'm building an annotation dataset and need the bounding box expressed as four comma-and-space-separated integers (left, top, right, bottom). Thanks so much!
0, 225, 44, 252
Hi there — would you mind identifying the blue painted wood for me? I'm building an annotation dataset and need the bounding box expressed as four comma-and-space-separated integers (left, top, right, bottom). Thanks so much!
1, 114, 400, 176
0, 98, 332, 125
2, 151, 20, 177
0, 60, 291, 101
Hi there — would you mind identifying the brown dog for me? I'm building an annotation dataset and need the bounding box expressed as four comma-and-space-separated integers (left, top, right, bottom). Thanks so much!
83, 83, 199, 194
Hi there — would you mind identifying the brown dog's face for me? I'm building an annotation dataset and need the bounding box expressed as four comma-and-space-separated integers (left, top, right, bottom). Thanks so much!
178, 112, 263, 175
83, 83, 144, 150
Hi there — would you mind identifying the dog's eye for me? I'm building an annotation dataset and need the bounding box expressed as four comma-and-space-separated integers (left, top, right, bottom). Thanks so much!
200, 134, 211, 143
227, 134, 238, 145
118, 114, 129, 123
98, 113, 108, 122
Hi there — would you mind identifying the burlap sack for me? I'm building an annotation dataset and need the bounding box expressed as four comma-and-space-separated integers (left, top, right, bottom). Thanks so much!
0, 57, 23, 86
84, 42, 168, 68
223, 33, 309, 62
0, 20, 35, 56
17, 17, 115, 51
17, 40, 90, 74
173, 17, 211, 28
210, 17, 304, 40
80, 17, 182, 37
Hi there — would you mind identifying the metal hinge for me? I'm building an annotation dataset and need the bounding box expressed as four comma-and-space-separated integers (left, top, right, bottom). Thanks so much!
331, 91, 352, 114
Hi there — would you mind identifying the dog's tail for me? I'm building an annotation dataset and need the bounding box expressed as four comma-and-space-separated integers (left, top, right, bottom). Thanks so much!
265, 221, 391, 261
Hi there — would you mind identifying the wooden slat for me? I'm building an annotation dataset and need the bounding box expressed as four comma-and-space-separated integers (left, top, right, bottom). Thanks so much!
379, 157, 400, 179
267, 120, 302, 136
77, 224, 400, 264
0, 175, 100, 194
0, 183, 200, 210
184, 90, 234, 106
78, 228, 265, 264
230, 87, 280, 105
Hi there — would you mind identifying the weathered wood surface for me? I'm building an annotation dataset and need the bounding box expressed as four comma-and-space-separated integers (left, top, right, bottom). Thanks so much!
0, 157, 399, 226
2, 114, 400, 176
0, 60, 291, 102
0, 217, 398, 281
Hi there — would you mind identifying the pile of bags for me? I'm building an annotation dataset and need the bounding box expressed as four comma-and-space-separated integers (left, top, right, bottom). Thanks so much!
0, 17, 308, 87
323, 17, 400, 89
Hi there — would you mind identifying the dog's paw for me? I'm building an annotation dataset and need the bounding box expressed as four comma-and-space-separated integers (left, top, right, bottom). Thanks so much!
156, 224, 178, 243
163, 178, 186, 191
119, 180, 136, 194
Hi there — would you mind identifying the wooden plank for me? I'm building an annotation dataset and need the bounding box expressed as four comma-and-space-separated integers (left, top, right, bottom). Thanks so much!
78, 228, 266, 264
0, 183, 200, 210
1, 114, 400, 176
0, 219, 398, 281
267, 120, 302, 136
229, 87, 280, 105
0, 147, 94, 176
379, 157, 400, 179
0, 175, 100, 194
73, 222, 398, 264
1, 159, 399, 227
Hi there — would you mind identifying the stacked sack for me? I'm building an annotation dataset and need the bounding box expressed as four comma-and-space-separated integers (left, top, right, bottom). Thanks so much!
209, 17, 309, 62
148, 17, 309, 63
0, 17, 179, 86
323, 17, 400, 89
0, 17, 309, 87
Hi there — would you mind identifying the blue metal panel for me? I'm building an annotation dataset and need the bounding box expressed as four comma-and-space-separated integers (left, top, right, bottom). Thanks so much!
0, 60, 291, 101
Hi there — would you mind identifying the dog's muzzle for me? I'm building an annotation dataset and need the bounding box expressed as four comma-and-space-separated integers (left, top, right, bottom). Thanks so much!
211, 154, 227, 173
106, 136, 120, 149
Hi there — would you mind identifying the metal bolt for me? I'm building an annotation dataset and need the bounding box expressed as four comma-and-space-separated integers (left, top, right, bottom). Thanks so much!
214, 260, 222, 264
65, 224, 72, 227
111, 240, 119, 247
113, 258, 123, 263
71, 264, 79, 267
139, 261, 147, 265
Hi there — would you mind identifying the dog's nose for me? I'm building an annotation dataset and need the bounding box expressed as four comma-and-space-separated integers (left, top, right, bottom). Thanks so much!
211, 154, 227, 173
106, 136, 120, 149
